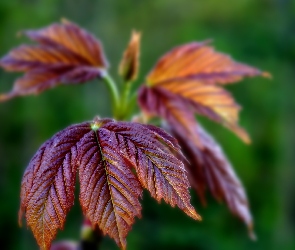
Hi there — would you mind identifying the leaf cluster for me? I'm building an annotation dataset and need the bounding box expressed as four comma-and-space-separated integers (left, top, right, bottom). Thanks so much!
0, 20, 269, 249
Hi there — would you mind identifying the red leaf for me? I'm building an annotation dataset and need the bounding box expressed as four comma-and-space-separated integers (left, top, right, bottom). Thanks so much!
19, 118, 199, 250
167, 122, 254, 238
0, 20, 108, 101
19, 123, 91, 250
140, 42, 270, 143
77, 124, 142, 249
138, 86, 203, 148
102, 121, 201, 221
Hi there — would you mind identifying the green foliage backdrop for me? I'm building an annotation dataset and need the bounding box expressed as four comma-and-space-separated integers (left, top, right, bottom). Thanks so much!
0, 0, 294, 249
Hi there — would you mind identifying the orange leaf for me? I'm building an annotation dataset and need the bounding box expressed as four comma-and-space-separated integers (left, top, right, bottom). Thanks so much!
141, 42, 269, 143
147, 41, 269, 85
168, 122, 255, 239
24, 19, 107, 67
0, 20, 108, 101
19, 118, 199, 250
119, 31, 141, 82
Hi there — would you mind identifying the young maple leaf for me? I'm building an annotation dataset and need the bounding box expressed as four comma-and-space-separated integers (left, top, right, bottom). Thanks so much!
138, 41, 270, 144
19, 118, 200, 250
0, 19, 108, 101
138, 41, 270, 236
166, 122, 255, 238
119, 31, 141, 82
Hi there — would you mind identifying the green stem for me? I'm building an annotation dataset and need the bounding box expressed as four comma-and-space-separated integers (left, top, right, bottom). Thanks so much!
101, 73, 137, 121
119, 81, 132, 120
101, 73, 120, 119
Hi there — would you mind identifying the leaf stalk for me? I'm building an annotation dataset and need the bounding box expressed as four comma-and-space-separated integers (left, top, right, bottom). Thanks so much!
101, 73, 120, 119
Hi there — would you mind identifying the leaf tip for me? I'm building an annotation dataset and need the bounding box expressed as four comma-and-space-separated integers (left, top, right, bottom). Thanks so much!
249, 230, 257, 241
132, 30, 141, 42
120, 241, 127, 250
230, 125, 251, 144
246, 222, 257, 241
194, 213, 202, 221
0, 93, 13, 102
248, 226, 257, 241
242, 134, 251, 144
187, 208, 202, 221
61, 17, 71, 25
16, 30, 23, 38
18, 208, 24, 227
262, 71, 272, 79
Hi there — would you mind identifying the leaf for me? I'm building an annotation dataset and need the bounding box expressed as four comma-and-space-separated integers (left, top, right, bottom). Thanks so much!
0, 19, 108, 101
77, 121, 143, 249
138, 86, 203, 148
101, 121, 201, 221
147, 41, 270, 86
119, 31, 141, 82
19, 123, 91, 250
19, 118, 199, 250
140, 41, 270, 143
167, 122, 255, 238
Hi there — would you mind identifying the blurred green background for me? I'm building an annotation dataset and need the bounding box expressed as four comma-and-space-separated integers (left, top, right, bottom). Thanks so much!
0, 0, 294, 249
